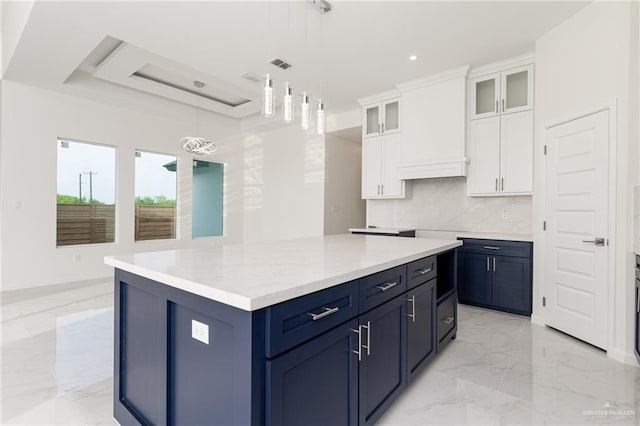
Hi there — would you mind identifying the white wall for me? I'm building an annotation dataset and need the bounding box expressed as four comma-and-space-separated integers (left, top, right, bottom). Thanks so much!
1, 0, 34, 77
323, 131, 366, 235
533, 1, 639, 363
0, 81, 332, 290
366, 178, 532, 234
0, 80, 245, 290
235, 125, 326, 243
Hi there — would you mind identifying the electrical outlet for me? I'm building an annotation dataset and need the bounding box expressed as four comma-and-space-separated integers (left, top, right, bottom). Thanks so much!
13, 200, 22, 209
502, 209, 509, 220
331, 205, 340, 213
72, 254, 80, 262
191, 319, 209, 345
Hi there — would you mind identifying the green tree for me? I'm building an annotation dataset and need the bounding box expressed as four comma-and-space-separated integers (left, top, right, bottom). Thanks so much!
57, 194, 87, 204
135, 195, 176, 206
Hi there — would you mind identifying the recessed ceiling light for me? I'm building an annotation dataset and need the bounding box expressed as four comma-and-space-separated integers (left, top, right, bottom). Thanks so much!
409, 55, 418, 61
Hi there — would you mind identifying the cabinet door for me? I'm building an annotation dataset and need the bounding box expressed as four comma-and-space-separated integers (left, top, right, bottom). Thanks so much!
468, 116, 501, 196
359, 296, 406, 426
491, 256, 532, 315
267, 319, 359, 426
380, 132, 404, 198
362, 137, 382, 198
469, 73, 500, 120
364, 105, 381, 138
382, 100, 401, 134
500, 110, 533, 194
500, 65, 534, 115
457, 252, 491, 305
406, 280, 435, 383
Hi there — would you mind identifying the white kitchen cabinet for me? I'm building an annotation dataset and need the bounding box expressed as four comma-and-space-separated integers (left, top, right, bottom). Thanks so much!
363, 98, 401, 139
469, 64, 533, 120
362, 132, 404, 199
467, 110, 533, 196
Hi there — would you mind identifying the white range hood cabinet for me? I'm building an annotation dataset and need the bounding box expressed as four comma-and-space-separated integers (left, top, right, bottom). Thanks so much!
396, 65, 469, 180
398, 157, 469, 180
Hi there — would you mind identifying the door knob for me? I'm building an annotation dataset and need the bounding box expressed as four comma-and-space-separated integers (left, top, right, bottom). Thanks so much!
582, 237, 605, 246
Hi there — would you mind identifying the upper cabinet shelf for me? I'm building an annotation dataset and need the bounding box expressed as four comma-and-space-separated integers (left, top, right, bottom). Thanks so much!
469, 64, 534, 120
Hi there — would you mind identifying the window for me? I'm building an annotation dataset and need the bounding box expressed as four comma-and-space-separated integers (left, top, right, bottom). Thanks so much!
192, 160, 224, 238
56, 139, 116, 246
135, 151, 177, 241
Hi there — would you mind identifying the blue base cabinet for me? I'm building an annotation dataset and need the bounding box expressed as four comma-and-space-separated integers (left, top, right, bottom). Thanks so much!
114, 250, 458, 426
267, 319, 359, 426
635, 255, 639, 364
406, 280, 436, 382
457, 238, 532, 316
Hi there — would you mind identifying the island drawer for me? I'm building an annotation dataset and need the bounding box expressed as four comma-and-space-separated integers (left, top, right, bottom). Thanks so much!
359, 265, 407, 313
457, 238, 532, 258
265, 280, 359, 358
436, 292, 456, 351
407, 256, 437, 290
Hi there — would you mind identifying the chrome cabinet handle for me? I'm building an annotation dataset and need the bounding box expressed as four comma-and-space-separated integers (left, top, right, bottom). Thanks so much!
582, 237, 605, 246
636, 290, 640, 313
307, 306, 339, 321
483, 246, 501, 250
486, 256, 490, 272
495, 100, 498, 113
382, 123, 385, 133
495, 178, 498, 192
407, 295, 416, 322
378, 123, 382, 134
417, 267, 432, 275
380, 184, 384, 195
501, 178, 504, 191
350, 326, 362, 361
502, 99, 505, 112
493, 257, 496, 272
361, 321, 371, 355
443, 317, 454, 325
376, 281, 397, 292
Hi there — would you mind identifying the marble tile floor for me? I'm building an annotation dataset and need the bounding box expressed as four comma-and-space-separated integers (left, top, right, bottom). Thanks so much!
1, 279, 639, 425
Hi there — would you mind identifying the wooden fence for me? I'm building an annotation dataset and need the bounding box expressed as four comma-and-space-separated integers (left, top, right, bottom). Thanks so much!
56, 204, 176, 245
57, 204, 115, 246
135, 205, 176, 241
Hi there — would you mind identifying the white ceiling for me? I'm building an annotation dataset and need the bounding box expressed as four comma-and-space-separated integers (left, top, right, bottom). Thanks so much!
5, 1, 588, 119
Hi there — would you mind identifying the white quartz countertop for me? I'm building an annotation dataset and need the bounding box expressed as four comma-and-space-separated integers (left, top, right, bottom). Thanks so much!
105, 234, 461, 311
349, 227, 415, 234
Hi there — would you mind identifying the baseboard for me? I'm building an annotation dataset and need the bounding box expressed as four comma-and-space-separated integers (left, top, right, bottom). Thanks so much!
607, 347, 638, 366
530, 313, 545, 327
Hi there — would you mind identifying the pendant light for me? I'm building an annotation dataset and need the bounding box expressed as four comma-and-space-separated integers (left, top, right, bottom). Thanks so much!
179, 81, 217, 155
282, 82, 294, 123
262, 73, 274, 118
316, 98, 325, 135
300, 91, 310, 130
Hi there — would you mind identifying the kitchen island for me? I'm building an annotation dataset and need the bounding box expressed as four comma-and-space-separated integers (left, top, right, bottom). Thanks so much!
105, 234, 462, 425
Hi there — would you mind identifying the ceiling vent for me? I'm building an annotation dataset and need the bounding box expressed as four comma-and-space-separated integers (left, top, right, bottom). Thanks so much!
240, 72, 263, 83
270, 58, 292, 70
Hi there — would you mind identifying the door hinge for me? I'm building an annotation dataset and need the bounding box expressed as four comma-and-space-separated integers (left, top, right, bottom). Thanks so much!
544, 145, 547, 155
542, 297, 546, 307
543, 221, 546, 231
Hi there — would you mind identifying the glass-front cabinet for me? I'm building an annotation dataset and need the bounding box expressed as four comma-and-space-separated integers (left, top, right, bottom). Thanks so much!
363, 99, 401, 138
469, 64, 533, 120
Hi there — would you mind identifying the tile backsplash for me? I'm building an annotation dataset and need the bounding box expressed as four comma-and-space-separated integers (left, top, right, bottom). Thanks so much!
366, 177, 532, 233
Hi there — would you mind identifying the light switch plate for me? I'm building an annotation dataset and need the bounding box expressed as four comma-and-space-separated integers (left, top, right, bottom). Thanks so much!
191, 319, 209, 345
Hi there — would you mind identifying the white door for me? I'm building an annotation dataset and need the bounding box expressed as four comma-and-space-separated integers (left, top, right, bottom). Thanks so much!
362, 137, 382, 198
468, 116, 501, 195
380, 132, 403, 197
545, 110, 609, 349
501, 110, 533, 194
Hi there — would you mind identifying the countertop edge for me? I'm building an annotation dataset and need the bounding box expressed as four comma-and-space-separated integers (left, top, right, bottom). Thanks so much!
105, 240, 462, 311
